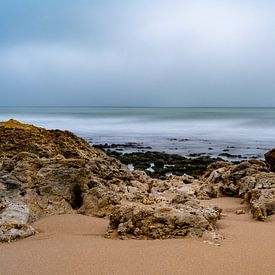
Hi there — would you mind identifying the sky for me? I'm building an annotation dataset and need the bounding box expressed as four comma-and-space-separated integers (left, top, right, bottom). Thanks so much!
0, 0, 274, 107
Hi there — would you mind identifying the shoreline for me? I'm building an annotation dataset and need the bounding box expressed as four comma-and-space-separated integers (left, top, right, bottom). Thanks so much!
1, 119, 275, 274
90, 139, 266, 161
2, 106, 274, 160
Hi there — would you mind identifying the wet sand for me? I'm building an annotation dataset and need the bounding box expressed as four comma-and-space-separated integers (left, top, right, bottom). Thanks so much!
0, 197, 274, 275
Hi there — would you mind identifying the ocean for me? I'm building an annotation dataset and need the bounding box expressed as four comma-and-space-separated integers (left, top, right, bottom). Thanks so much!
0, 107, 274, 160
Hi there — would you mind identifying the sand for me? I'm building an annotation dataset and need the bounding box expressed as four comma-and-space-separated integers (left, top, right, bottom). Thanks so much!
0, 197, 275, 275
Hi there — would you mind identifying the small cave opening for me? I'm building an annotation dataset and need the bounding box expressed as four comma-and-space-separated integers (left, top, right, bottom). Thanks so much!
71, 185, 83, 210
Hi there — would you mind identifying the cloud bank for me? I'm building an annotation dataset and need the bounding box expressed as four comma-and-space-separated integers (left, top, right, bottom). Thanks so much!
0, 0, 274, 106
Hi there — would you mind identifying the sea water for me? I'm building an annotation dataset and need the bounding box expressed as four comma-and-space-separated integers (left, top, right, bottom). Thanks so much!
0, 107, 274, 159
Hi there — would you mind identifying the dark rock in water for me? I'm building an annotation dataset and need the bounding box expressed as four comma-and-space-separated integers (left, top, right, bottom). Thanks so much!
179, 138, 190, 142
251, 155, 261, 159
167, 138, 189, 142
265, 148, 275, 172
188, 153, 205, 157
105, 151, 221, 179
219, 153, 242, 159
94, 143, 152, 150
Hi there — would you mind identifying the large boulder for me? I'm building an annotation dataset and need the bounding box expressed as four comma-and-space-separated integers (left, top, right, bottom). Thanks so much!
108, 199, 221, 239
265, 148, 275, 172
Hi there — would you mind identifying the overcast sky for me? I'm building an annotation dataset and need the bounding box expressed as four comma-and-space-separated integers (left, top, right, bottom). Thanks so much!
0, 0, 274, 107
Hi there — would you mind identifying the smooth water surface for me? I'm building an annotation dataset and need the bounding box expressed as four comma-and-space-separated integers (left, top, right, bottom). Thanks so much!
0, 107, 274, 159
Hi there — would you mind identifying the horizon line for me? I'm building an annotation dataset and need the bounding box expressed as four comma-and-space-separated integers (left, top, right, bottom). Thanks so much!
1, 105, 275, 109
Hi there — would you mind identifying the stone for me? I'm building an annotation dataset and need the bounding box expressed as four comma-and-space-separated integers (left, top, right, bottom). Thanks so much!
104, 150, 222, 179
248, 188, 275, 221
0, 199, 35, 242
198, 160, 275, 220
2, 119, 273, 242
0, 120, 222, 241
236, 210, 245, 215
109, 202, 221, 239
265, 148, 275, 172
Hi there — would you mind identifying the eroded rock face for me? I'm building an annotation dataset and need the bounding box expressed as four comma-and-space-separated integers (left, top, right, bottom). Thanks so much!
108, 199, 222, 239
0, 120, 221, 241
198, 160, 275, 220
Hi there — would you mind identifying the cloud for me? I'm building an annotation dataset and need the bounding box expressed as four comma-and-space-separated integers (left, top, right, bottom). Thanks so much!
0, 0, 274, 106
0, 44, 124, 78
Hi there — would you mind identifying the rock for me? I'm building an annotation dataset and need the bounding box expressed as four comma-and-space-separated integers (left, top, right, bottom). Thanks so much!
104, 150, 222, 179
0, 199, 35, 242
248, 188, 275, 221
265, 148, 275, 172
170, 193, 195, 205
0, 120, 221, 241
109, 202, 221, 239
236, 209, 245, 215
2, 119, 273, 242
199, 160, 269, 198
198, 160, 275, 220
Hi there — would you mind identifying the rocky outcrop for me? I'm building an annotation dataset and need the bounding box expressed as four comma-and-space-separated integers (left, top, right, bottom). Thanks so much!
0, 120, 221, 241
1, 119, 274, 242
108, 199, 222, 240
197, 160, 275, 220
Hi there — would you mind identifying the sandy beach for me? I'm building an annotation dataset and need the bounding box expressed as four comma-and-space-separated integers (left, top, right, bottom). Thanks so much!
2, 0, 275, 273
0, 197, 274, 275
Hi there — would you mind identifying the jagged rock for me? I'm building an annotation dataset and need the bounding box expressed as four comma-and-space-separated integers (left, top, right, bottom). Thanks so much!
247, 188, 275, 221
108, 202, 221, 239
265, 148, 275, 172
0, 120, 221, 241
2, 119, 273, 242
0, 199, 35, 242
199, 160, 269, 198
198, 159, 275, 220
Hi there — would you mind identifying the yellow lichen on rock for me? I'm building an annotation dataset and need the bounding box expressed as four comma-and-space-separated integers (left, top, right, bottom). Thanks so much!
0, 119, 41, 131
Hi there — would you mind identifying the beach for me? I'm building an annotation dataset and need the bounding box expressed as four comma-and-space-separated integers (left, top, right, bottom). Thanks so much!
1, 197, 275, 275
2, 0, 275, 274
0, 119, 275, 275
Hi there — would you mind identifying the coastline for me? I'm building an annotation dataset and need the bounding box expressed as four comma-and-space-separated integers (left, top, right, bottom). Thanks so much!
1, 106, 275, 160
0, 119, 275, 275
2, 0, 275, 272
